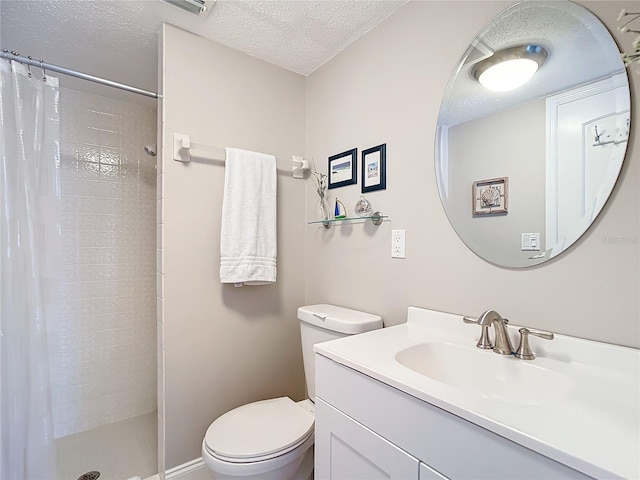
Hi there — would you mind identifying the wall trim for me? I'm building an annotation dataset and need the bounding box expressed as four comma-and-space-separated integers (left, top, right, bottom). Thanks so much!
165, 457, 206, 479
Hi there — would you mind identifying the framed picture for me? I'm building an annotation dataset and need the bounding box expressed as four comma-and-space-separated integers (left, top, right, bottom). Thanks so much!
328, 148, 357, 189
473, 177, 508, 215
361, 143, 386, 193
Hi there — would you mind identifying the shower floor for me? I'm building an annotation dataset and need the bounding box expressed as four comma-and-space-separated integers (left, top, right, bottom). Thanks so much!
56, 411, 157, 480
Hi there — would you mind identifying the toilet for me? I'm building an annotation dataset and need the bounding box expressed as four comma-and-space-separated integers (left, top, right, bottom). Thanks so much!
201, 304, 383, 480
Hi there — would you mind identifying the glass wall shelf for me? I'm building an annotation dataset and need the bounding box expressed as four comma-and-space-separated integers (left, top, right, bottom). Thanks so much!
307, 211, 387, 229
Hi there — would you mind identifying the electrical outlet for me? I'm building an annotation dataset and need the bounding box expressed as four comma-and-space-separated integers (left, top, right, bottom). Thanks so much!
392, 230, 406, 258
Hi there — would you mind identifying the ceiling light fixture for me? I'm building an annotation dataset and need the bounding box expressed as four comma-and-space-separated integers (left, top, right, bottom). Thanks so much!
472, 45, 548, 92
160, 0, 216, 17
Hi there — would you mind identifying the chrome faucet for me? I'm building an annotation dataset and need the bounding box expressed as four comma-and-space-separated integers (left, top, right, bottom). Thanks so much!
463, 310, 513, 355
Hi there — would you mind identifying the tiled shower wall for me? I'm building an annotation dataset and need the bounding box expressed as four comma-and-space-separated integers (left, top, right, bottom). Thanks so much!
51, 88, 157, 438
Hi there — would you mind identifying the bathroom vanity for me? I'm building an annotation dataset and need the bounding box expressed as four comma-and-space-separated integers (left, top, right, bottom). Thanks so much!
313, 307, 640, 479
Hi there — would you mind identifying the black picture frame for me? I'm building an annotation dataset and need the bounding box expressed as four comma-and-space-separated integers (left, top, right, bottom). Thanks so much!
361, 143, 386, 193
328, 148, 357, 189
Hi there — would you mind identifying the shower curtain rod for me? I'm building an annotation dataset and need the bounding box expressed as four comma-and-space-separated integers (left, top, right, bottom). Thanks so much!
1, 50, 159, 99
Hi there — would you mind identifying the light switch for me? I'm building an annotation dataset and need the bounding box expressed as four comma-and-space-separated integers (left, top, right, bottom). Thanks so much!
521, 233, 541, 251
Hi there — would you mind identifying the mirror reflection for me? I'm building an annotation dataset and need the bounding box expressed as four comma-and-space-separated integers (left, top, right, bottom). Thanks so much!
435, 0, 630, 268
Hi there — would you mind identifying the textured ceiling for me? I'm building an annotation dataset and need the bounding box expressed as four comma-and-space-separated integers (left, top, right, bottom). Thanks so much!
0, 0, 407, 100
438, 0, 626, 126
1, 0, 627, 119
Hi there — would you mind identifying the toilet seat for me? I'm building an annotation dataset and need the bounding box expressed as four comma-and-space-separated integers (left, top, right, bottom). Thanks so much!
204, 397, 314, 463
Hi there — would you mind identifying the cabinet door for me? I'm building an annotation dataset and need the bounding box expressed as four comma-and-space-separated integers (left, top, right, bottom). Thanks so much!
315, 398, 419, 480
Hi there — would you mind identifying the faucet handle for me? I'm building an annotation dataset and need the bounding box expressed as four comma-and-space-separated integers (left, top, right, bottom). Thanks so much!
462, 316, 493, 349
524, 327, 554, 340
515, 327, 554, 360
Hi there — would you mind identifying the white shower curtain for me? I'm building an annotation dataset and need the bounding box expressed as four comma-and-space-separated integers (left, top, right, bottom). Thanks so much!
0, 60, 61, 479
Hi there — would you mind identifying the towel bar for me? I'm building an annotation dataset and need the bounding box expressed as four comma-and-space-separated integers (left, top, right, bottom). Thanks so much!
172, 133, 307, 178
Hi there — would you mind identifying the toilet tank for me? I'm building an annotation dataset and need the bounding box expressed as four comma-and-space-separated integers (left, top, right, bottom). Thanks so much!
297, 304, 382, 401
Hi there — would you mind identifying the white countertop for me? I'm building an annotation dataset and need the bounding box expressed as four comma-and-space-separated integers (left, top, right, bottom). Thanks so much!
314, 306, 640, 479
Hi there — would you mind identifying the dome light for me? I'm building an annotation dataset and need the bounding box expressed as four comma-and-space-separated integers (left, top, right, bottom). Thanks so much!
472, 45, 548, 92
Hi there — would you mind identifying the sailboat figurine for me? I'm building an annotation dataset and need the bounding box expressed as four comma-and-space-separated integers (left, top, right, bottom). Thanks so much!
334, 198, 346, 219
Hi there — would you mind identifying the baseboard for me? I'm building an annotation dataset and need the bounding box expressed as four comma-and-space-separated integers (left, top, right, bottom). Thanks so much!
165, 457, 208, 480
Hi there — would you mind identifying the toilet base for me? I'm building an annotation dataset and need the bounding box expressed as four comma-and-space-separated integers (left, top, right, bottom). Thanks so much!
292, 445, 314, 480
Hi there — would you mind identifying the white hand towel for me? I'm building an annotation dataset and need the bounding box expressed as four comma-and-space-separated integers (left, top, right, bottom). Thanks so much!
220, 147, 277, 286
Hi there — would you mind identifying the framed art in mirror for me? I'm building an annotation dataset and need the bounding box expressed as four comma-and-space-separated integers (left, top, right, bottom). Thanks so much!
473, 177, 508, 215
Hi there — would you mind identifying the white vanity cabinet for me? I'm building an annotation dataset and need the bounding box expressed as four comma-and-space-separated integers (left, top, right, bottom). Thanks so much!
314, 353, 591, 480
315, 398, 423, 479
315, 396, 447, 479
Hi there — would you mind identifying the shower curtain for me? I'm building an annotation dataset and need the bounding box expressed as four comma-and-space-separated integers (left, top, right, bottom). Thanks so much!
0, 60, 60, 479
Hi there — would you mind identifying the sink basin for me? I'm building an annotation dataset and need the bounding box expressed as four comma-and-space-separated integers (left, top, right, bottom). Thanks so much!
395, 341, 572, 405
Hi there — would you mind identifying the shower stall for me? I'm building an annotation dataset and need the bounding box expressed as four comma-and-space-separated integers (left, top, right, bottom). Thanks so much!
53, 87, 157, 480
1, 54, 158, 480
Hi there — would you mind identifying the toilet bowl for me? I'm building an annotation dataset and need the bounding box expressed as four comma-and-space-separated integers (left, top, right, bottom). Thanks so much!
202, 304, 383, 480
202, 398, 314, 480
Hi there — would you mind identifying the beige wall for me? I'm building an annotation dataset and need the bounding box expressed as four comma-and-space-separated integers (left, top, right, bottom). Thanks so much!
305, 1, 639, 347
160, 24, 307, 469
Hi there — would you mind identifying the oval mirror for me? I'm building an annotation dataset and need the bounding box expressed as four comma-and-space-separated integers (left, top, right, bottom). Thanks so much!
435, 0, 630, 268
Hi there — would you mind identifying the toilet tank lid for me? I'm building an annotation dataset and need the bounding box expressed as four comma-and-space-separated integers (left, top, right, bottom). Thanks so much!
297, 304, 383, 334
